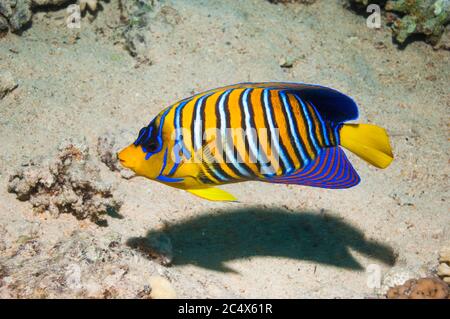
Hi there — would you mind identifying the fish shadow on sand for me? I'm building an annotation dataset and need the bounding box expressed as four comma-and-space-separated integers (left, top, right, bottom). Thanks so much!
126, 207, 396, 273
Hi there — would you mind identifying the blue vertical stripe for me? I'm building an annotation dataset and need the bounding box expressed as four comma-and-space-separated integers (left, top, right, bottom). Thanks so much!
218, 90, 251, 177
263, 89, 293, 174
193, 93, 214, 151
280, 91, 309, 165
242, 88, 261, 166
308, 100, 330, 146
174, 100, 191, 159
294, 95, 320, 154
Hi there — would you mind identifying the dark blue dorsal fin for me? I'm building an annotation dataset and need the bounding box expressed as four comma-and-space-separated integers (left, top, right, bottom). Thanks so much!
179, 82, 359, 123
211, 82, 359, 123
280, 83, 359, 123
268, 147, 360, 189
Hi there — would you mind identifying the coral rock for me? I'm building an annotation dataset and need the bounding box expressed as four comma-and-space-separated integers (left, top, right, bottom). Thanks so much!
0, 14, 8, 34
0, 229, 172, 298
120, 0, 180, 59
434, 24, 450, 48
386, 277, 449, 299
438, 245, 450, 284
385, 0, 450, 45
79, 0, 98, 13
437, 263, 450, 277
96, 133, 135, 179
0, 1, 13, 18
380, 268, 420, 295
268, 0, 316, 3
4, 0, 32, 32
31, 0, 72, 5
346, 0, 450, 48
0, 0, 100, 34
7, 140, 122, 225
440, 246, 450, 262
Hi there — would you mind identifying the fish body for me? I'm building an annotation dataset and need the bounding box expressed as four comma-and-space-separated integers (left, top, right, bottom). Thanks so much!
118, 82, 393, 201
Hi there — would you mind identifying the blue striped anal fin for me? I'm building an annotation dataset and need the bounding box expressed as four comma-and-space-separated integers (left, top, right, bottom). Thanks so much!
267, 147, 360, 189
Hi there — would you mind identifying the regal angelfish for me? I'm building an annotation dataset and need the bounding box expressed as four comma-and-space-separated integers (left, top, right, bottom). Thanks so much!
118, 82, 393, 201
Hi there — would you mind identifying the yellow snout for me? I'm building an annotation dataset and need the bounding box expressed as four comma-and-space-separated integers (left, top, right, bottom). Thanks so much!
118, 144, 144, 172
118, 144, 164, 179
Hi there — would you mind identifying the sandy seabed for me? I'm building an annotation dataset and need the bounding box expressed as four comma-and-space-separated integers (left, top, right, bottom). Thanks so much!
0, 0, 449, 298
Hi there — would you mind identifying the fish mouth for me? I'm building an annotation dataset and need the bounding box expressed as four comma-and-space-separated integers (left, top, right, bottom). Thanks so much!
117, 148, 133, 169
117, 154, 132, 169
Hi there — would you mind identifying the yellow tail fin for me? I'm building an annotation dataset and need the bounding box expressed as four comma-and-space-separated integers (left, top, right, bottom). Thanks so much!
339, 124, 393, 169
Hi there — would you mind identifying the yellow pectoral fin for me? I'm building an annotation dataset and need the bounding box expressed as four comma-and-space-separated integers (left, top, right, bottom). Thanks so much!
186, 187, 237, 202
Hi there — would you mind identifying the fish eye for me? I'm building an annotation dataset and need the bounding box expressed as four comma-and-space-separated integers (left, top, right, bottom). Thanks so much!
147, 141, 158, 152
138, 120, 161, 155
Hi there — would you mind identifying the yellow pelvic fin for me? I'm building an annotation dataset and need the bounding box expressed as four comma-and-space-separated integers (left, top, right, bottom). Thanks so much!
339, 124, 394, 169
186, 187, 237, 202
